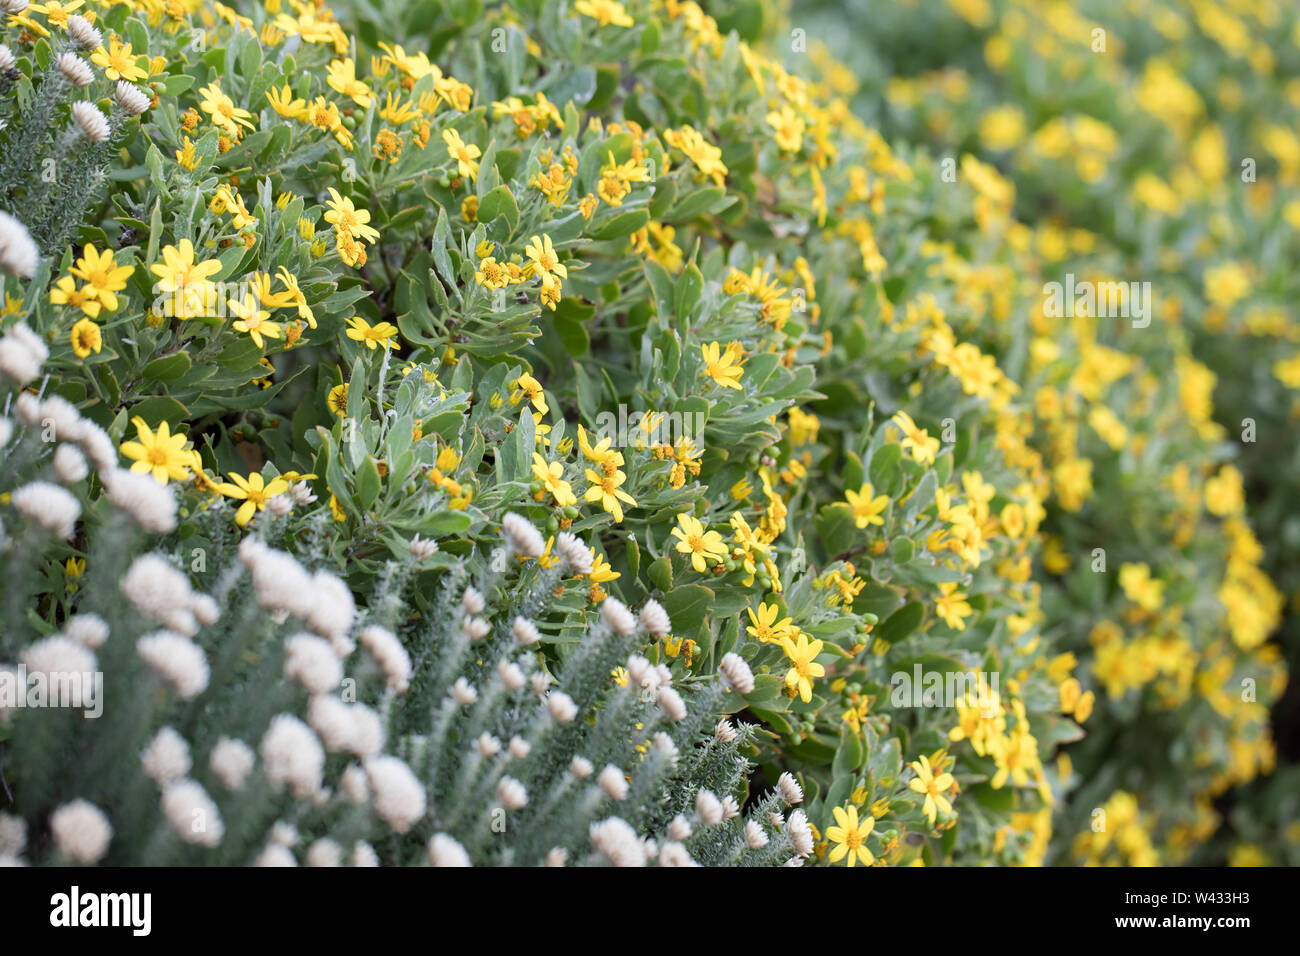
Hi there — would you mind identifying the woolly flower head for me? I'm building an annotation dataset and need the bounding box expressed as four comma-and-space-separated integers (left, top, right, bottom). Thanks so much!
49, 800, 112, 865
461, 585, 485, 614
639, 599, 671, 637
62, 613, 108, 650
597, 765, 629, 801
0, 214, 39, 279
786, 809, 813, 857
56, 52, 93, 88
136, 630, 209, 699
428, 834, 471, 867
306, 838, 342, 868
0, 814, 26, 856
103, 469, 178, 532
450, 676, 477, 706
777, 771, 804, 805
359, 625, 411, 693
65, 14, 100, 49
364, 756, 426, 833
21, 636, 95, 683
600, 597, 637, 636
657, 686, 686, 722
715, 719, 738, 744
209, 738, 255, 791
283, 633, 343, 695
695, 789, 723, 826
512, 616, 540, 647
496, 659, 525, 691
11, 482, 80, 539
113, 81, 151, 116
501, 511, 545, 558
658, 842, 697, 867
570, 756, 594, 779
0, 44, 12, 70
140, 726, 192, 786
161, 780, 223, 847
745, 820, 769, 850
120, 554, 198, 635
496, 776, 528, 810
305, 570, 356, 645
667, 815, 692, 841
409, 534, 438, 561
53, 444, 89, 484
555, 531, 593, 573
547, 690, 578, 723
70, 101, 110, 143
718, 652, 755, 694
260, 714, 325, 799
589, 817, 644, 867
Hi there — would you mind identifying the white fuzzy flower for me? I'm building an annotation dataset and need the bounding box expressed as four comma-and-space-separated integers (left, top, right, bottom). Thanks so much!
21, 636, 95, 683
786, 809, 813, 857
461, 585, 484, 614
554, 531, 593, 574
508, 736, 530, 759
265, 494, 292, 517
191, 594, 219, 627
289, 481, 316, 506
0, 214, 39, 279
352, 842, 379, 867
715, 719, 738, 743
501, 511, 545, 558
476, 733, 501, 758
103, 469, 177, 532
0, 416, 12, 449
340, 764, 369, 804
260, 715, 324, 799
113, 80, 150, 116
530, 672, 552, 697
496, 659, 524, 691
547, 691, 578, 723
49, 799, 112, 864
652, 732, 678, 761
462, 616, 490, 640
209, 738, 254, 791
569, 756, 593, 779
0, 813, 26, 856
0, 340, 40, 387
56, 52, 92, 87
666, 815, 692, 841
718, 652, 755, 694
597, 765, 629, 801
720, 795, 740, 820
512, 616, 540, 646
136, 631, 208, 698
658, 842, 697, 867
639, 599, 671, 637
496, 776, 528, 810
657, 686, 686, 722
589, 817, 644, 867
745, 820, 769, 849
254, 844, 296, 867
65, 14, 100, 49
0, 44, 13, 70
358, 625, 410, 693
450, 677, 477, 706
545, 847, 567, 867
70, 101, 110, 143
140, 726, 191, 785
270, 822, 299, 847
283, 633, 342, 695
306, 694, 356, 753
695, 790, 723, 826
305, 570, 355, 643
364, 756, 425, 834
77, 422, 117, 472
600, 597, 636, 636
12, 481, 80, 538
52, 443, 88, 484
161, 780, 222, 847
305, 838, 342, 867
428, 834, 471, 867
777, 771, 804, 805
409, 534, 438, 560
349, 703, 384, 758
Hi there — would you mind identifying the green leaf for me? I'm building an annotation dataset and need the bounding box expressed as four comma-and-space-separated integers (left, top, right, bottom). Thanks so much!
648, 556, 673, 592
142, 351, 192, 382
355, 456, 381, 510
477, 185, 520, 233
130, 396, 189, 426
662, 583, 711, 634
875, 601, 924, 645
673, 261, 703, 319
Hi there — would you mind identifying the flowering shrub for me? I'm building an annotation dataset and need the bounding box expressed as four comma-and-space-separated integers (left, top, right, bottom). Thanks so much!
0, 0, 1290, 866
